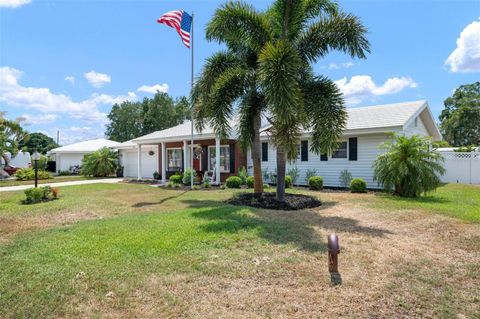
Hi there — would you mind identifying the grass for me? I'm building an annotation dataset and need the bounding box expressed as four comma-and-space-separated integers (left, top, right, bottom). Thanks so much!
369, 183, 480, 222
0, 183, 479, 318
0, 175, 104, 187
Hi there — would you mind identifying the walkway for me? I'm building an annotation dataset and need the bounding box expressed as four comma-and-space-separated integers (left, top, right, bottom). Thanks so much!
0, 178, 123, 192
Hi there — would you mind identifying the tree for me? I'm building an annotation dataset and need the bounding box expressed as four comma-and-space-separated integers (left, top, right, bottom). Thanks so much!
0, 112, 28, 177
439, 82, 480, 147
19, 132, 59, 155
81, 147, 119, 177
105, 93, 190, 142
373, 134, 445, 198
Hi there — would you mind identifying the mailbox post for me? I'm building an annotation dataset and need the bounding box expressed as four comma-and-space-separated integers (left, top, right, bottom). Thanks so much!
327, 233, 341, 285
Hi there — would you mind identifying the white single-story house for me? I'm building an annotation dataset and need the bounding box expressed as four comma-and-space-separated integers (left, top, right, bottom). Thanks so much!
115, 100, 442, 188
48, 138, 120, 173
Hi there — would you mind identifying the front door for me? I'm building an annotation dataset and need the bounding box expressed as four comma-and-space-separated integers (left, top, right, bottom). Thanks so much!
193, 154, 201, 171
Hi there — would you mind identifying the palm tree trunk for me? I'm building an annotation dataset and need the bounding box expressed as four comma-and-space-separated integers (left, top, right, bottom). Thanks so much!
276, 147, 286, 202
252, 113, 264, 194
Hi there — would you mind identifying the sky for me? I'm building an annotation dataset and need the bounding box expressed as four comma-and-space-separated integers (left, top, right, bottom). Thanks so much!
0, 0, 479, 145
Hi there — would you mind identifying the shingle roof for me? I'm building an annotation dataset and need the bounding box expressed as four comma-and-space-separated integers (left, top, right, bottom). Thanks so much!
49, 138, 120, 153
345, 100, 426, 131
132, 100, 432, 143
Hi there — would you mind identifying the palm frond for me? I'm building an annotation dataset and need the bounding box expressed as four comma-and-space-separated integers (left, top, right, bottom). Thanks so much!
297, 11, 370, 63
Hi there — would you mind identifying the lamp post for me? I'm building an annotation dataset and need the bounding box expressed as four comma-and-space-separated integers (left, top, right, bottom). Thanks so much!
32, 151, 40, 188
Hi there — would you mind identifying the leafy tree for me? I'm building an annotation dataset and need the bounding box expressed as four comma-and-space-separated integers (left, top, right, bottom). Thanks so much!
439, 82, 480, 146
373, 134, 445, 198
0, 113, 28, 177
19, 132, 58, 155
193, 0, 369, 201
105, 93, 190, 142
81, 147, 119, 177
431, 140, 450, 149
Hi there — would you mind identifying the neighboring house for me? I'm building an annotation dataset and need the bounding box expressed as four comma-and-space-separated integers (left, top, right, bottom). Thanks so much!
48, 138, 120, 173
117, 100, 441, 188
0, 151, 31, 168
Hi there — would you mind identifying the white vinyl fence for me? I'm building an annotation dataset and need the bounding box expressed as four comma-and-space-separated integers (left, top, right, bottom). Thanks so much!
439, 151, 480, 184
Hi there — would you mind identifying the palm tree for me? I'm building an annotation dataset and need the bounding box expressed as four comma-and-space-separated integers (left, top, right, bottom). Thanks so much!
194, 0, 370, 201
373, 134, 445, 197
80, 147, 119, 177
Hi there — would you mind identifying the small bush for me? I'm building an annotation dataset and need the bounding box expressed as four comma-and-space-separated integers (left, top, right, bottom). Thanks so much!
15, 168, 53, 181
339, 169, 352, 188
305, 169, 317, 184
263, 183, 270, 189
285, 175, 292, 188
23, 186, 54, 204
57, 170, 71, 176
309, 176, 323, 190
220, 185, 226, 190
226, 176, 242, 188
169, 174, 183, 184
166, 182, 173, 188
192, 185, 200, 190
238, 166, 248, 185
287, 166, 299, 186
246, 176, 254, 188
174, 183, 181, 188
182, 168, 197, 185
350, 178, 367, 193
203, 181, 211, 188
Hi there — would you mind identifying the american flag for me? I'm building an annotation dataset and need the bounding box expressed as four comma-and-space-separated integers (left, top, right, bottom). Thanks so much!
157, 10, 192, 48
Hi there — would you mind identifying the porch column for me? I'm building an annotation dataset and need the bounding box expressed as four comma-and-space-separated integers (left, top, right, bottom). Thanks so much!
161, 142, 166, 183
215, 137, 221, 184
137, 144, 142, 180
183, 140, 188, 171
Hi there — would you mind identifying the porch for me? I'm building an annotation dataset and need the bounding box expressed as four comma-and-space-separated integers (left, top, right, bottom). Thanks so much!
136, 138, 245, 184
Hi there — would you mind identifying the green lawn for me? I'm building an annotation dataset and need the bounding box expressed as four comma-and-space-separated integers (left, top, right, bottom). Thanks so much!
0, 175, 109, 187
370, 183, 480, 222
0, 183, 478, 318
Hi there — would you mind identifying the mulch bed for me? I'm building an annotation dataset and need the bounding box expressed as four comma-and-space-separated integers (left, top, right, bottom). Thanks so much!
227, 192, 322, 211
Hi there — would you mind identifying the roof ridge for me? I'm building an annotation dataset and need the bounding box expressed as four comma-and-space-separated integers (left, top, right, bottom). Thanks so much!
347, 100, 426, 112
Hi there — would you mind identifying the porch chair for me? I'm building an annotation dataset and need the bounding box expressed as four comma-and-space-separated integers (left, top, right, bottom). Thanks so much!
204, 167, 216, 184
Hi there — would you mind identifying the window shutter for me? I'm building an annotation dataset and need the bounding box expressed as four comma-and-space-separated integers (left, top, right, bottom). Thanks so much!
301, 141, 308, 161
262, 142, 268, 162
229, 144, 235, 173
320, 153, 328, 161
202, 146, 208, 171
181, 150, 184, 171
349, 137, 358, 161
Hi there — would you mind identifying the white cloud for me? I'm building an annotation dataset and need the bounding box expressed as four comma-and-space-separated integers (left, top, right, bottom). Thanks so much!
321, 62, 355, 70
44, 126, 104, 145
0, 0, 31, 8
0, 66, 136, 124
84, 70, 111, 88
20, 113, 59, 125
137, 83, 169, 94
334, 75, 418, 105
64, 76, 75, 85
445, 19, 480, 73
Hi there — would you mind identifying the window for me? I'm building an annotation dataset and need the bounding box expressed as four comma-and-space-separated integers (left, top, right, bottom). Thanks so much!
208, 146, 230, 172
332, 142, 348, 159
262, 142, 268, 162
167, 148, 182, 171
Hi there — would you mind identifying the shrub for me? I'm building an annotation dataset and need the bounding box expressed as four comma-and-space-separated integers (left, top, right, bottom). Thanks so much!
373, 134, 445, 197
285, 175, 292, 188
305, 169, 317, 184
57, 170, 71, 176
350, 178, 367, 193
238, 166, 248, 185
268, 170, 277, 185
220, 185, 226, 190
166, 182, 173, 188
174, 183, 181, 188
339, 169, 352, 188
225, 176, 242, 188
263, 183, 270, 189
153, 171, 160, 180
31, 155, 48, 171
182, 168, 196, 185
192, 185, 200, 190
287, 166, 299, 186
81, 147, 119, 177
169, 174, 183, 184
246, 176, 254, 188
15, 168, 53, 181
308, 176, 323, 190
203, 181, 211, 188
23, 186, 53, 204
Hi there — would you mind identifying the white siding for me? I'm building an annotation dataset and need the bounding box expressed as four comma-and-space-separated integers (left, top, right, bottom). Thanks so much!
120, 146, 157, 178
247, 134, 392, 189
57, 153, 85, 172
404, 115, 429, 136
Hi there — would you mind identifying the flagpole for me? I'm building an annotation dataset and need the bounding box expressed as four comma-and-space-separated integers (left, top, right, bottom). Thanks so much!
190, 12, 194, 190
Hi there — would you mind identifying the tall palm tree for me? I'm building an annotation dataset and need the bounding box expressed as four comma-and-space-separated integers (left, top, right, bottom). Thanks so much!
194, 0, 370, 201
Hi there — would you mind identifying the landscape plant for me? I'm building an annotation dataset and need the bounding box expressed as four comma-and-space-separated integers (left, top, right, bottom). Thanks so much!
23, 186, 55, 204
238, 166, 248, 185
169, 174, 183, 185
350, 178, 367, 193
373, 134, 445, 197
81, 147, 119, 177
339, 169, 352, 188
182, 168, 196, 185
287, 166, 299, 187
304, 169, 317, 184
308, 176, 323, 190
15, 168, 53, 181
246, 176, 255, 188
284, 175, 292, 188
225, 176, 242, 188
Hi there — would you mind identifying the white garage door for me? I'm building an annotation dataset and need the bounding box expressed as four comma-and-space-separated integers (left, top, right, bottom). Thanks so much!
121, 147, 158, 178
